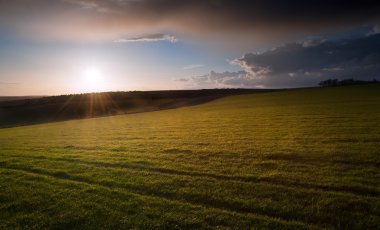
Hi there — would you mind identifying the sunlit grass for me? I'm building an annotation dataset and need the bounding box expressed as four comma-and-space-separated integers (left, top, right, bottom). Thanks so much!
0, 84, 379, 229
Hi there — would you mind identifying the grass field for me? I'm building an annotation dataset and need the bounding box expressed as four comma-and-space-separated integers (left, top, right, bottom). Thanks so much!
0, 84, 379, 229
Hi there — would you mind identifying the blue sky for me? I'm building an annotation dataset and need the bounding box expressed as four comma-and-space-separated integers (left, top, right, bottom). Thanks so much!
0, 1, 379, 95
0, 29, 244, 95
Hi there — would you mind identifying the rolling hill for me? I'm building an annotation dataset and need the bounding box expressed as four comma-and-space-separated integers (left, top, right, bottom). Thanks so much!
0, 89, 274, 128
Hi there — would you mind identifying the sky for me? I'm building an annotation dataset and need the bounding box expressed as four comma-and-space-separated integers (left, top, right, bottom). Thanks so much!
0, 0, 380, 95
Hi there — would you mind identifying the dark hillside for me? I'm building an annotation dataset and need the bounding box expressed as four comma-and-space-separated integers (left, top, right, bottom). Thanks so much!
0, 89, 275, 128
0, 96, 43, 102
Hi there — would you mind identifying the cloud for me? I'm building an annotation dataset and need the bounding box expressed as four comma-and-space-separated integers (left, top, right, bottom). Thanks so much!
114, 33, 177, 43
183, 64, 204, 70
368, 24, 380, 35
375, 25, 380, 34
174, 78, 190, 82
177, 71, 263, 88
63, 0, 107, 12
301, 38, 327, 47
1, 0, 380, 43
178, 34, 380, 88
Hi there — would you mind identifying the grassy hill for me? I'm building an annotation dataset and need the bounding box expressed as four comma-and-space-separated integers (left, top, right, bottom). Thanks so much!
0, 84, 379, 229
0, 89, 272, 128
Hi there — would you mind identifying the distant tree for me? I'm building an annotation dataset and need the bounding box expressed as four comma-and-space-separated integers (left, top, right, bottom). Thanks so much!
339, 79, 355, 86
319, 79, 338, 87
318, 80, 327, 87
319, 78, 378, 87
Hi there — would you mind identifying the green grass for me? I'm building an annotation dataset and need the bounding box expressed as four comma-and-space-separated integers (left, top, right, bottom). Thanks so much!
0, 84, 380, 229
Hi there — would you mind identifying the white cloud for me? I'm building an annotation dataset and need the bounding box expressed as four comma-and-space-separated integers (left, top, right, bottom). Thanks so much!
183, 64, 204, 70
177, 71, 265, 89
114, 34, 177, 43
63, 0, 108, 12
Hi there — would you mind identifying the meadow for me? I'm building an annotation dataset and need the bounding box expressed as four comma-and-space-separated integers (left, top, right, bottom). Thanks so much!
0, 84, 379, 229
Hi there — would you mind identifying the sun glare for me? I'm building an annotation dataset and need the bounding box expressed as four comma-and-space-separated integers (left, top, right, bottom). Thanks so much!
83, 67, 104, 92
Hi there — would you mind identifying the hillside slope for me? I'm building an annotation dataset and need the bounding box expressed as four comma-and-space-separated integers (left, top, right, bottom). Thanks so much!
0, 84, 379, 229
0, 89, 272, 128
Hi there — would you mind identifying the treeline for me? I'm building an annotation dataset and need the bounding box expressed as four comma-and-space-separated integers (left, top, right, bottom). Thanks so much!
319, 78, 378, 87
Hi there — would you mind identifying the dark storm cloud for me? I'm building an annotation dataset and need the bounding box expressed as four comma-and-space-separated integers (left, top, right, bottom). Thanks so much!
0, 0, 380, 41
181, 34, 380, 88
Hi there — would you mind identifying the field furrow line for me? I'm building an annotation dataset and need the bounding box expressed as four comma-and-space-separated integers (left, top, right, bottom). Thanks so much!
0, 163, 324, 229
1, 154, 378, 198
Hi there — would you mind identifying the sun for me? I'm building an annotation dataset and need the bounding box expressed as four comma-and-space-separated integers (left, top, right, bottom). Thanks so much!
83, 67, 104, 92
85, 67, 101, 82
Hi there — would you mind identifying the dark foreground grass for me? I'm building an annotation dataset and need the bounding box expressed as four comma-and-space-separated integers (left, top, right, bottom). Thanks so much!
0, 84, 380, 229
